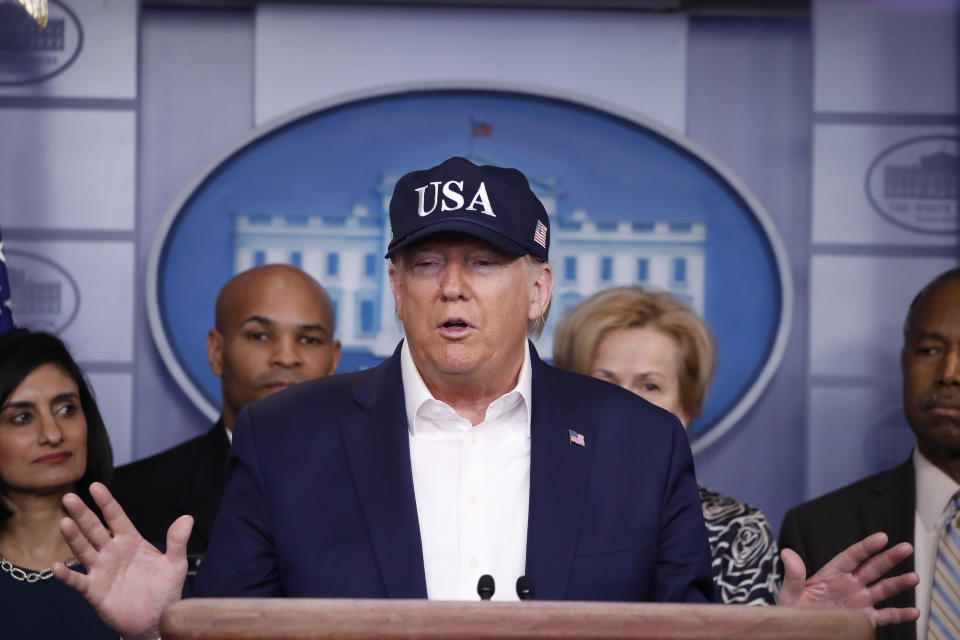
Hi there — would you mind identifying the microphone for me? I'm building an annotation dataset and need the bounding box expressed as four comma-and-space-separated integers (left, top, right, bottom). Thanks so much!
477, 574, 495, 600
516, 575, 535, 600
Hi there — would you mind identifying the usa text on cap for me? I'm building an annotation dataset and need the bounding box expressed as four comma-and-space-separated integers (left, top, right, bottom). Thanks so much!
384, 156, 550, 262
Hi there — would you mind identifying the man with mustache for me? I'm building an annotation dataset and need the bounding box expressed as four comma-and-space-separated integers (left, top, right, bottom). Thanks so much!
780, 268, 960, 640
112, 264, 341, 562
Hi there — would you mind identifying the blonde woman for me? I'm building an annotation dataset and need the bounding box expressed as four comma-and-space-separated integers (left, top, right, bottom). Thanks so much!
554, 286, 781, 604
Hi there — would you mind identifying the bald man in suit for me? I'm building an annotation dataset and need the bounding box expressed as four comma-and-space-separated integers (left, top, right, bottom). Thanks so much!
113, 265, 340, 561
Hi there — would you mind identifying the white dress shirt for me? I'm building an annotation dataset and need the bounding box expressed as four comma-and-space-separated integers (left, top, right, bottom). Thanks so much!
913, 447, 960, 640
401, 339, 532, 601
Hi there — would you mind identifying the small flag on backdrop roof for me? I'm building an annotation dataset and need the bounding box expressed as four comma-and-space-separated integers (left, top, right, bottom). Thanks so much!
0, 228, 14, 333
471, 119, 493, 138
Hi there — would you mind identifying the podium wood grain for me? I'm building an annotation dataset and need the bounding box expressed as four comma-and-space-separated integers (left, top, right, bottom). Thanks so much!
160, 598, 875, 640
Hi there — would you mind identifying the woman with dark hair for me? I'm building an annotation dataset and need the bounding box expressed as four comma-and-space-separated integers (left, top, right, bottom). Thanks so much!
0, 328, 115, 639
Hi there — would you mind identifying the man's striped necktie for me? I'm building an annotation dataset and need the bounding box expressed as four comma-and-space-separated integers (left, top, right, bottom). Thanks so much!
928, 493, 960, 640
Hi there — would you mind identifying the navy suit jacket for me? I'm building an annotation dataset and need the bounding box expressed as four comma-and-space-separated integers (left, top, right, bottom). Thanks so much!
113, 421, 230, 557
193, 343, 714, 602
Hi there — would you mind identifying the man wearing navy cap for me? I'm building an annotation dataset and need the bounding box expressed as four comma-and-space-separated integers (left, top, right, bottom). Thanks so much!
200, 156, 713, 603
55, 158, 915, 639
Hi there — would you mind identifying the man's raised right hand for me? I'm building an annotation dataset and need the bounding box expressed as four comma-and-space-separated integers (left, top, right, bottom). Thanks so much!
53, 482, 192, 640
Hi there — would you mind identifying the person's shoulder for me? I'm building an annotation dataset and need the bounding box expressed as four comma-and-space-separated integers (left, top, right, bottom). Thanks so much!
538, 363, 612, 395
699, 485, 765, 517
698, 485, 780, 604
699, 485, 773, 531
540, 363, 683, 426
783, 460, 911, 522
539, 362, 668, 407
112, 428, 226, 506
535, 362, 686, 455
114, 429, 213, 481
252, 365, 385, 415
238, 362, 398, 446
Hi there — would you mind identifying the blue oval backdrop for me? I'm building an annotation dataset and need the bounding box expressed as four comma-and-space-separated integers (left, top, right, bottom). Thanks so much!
148, 86, 791, 452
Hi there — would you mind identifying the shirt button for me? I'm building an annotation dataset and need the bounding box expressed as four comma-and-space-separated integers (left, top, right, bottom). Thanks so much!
470, 558, 479, 568
468, 495, 477, 504
470, 433, 478, 444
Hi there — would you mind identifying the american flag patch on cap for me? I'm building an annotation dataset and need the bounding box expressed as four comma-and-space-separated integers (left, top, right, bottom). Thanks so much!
569, 429, 585, 447
533, 219, 548, 249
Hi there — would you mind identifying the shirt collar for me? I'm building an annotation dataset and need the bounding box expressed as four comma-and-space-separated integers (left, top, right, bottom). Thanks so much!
401, 339, 532, 437
914, 447, 960, 529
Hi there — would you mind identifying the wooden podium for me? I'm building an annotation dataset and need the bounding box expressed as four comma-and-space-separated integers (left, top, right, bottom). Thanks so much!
160, 598, 875, 640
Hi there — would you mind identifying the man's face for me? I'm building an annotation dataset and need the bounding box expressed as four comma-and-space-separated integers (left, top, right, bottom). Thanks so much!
902, 279, 960, 461
389, 235, 552, 389
207, 272, 341, 429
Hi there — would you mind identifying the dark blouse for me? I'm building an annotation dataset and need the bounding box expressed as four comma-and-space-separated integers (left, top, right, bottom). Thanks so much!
0, 562, 115, 640
699, 484, 782, 605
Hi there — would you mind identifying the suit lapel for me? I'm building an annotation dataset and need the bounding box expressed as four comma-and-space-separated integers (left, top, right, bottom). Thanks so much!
525, 350, 593, 600
861, 458, 916, 621
340, 347, 427, 598
185, 422, 231, 543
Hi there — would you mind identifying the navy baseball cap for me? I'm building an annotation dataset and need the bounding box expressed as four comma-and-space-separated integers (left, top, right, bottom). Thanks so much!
384, 156, 550, 262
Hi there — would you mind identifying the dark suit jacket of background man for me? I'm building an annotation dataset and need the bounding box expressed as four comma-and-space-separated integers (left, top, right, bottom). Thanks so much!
113, 422, 230, 556
779, 459, 916, 640
193, 342, 716, 602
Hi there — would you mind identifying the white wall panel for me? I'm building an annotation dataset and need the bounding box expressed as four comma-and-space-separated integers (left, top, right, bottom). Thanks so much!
0, 0, 137, 99
812, 124, 958, 246
686, 17, 811, 534
88, 372, 134, 465
7, 239, 134, 362
814, 0, 957, 114
254, 5, 687, 131
809, 255, 956, 377
133, 7, 254, 459
806, 384, 914, 500
0, 108, 136, 230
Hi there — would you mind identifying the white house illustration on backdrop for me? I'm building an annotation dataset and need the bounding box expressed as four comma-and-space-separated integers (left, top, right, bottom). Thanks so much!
232, 159, 706, 359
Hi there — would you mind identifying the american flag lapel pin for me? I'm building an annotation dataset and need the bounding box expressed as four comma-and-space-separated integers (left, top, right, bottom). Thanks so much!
568, 429, 586, 447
